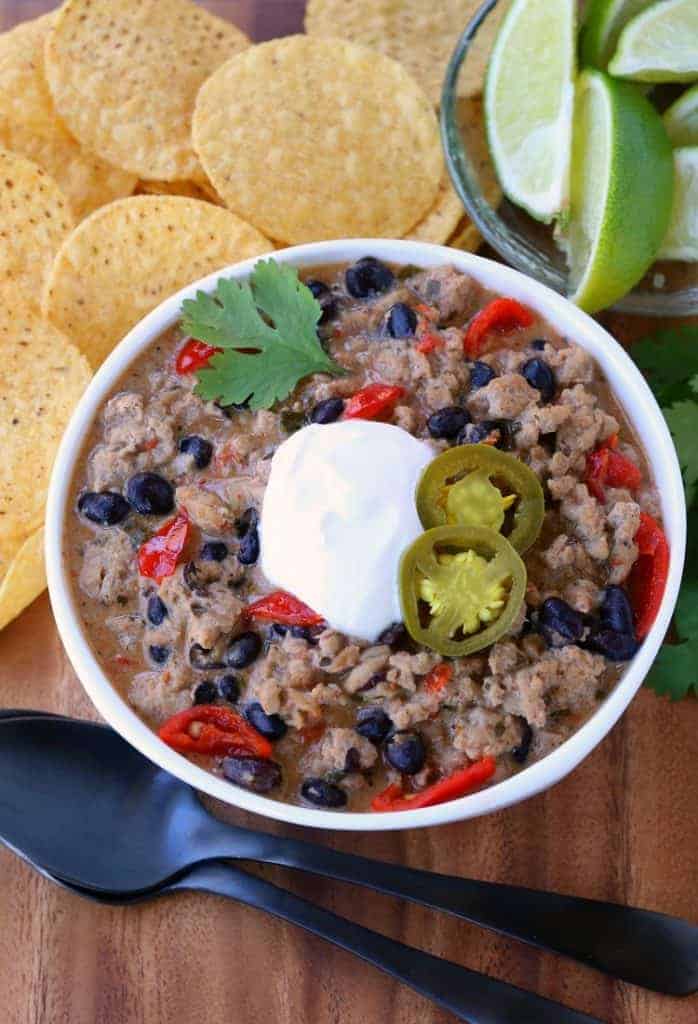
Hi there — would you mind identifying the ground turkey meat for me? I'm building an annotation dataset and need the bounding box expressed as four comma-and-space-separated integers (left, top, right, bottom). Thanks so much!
453, 708, 524, 761
78, 530, 135, 604
607, 500, 641, 584
302, 727, 377, 776
555, 482, 610, 561
411, 265, 480, 320
468, 373, 539, 419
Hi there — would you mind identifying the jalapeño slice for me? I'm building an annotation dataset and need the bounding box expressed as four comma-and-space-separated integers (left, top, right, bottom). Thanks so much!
416, 444, 544, 553
399, 525, 526, 657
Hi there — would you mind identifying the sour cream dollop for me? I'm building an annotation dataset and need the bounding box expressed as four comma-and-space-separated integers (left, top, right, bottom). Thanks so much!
260, 420, 434, 642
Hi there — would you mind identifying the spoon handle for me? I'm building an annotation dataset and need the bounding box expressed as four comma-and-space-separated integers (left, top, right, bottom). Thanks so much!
204, 826, 698, 995
172, 861, 604, 1024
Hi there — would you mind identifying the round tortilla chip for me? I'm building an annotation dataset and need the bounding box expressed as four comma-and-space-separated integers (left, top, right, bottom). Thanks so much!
305, 0, 508, 106
44, 0, 250, 181
134, 179, 219, 203
0, 297, 91, 541
447, 218, 482, 252
0, 14, 136, 220
405, 171, 465, 243
0, 528, 46, 632
0, 148, 73, 296
193, 35, 441, 244
42, 195, 272, 370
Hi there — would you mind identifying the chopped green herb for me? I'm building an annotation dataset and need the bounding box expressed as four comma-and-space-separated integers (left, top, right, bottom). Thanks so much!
632, 325, 698, 405
181, 258, 345, 411
664, 400, 698, 507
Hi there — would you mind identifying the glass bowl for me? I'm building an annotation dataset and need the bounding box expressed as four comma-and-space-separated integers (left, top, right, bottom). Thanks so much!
440, 0, 698, 316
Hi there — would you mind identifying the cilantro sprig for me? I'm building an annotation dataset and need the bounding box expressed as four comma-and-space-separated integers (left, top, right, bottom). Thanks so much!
181, 259, 345, 411
633, 325, 698, 699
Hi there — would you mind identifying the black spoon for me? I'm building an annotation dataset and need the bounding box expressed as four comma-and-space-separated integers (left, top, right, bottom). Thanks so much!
0, 712, 695, 997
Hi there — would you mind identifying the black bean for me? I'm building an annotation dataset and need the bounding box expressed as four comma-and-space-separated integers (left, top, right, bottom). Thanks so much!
216, 674, 240, 703
539, 597, 585, 646
378, 622, 408, 647
178, 435, 213, 469
427, 405, 470, 440
586, 628, 639, 662
193, 680, 218, 705
146, 595, 168, 626
126, 472, 174, 516
225, 631, 261, 668
385, 302, 417, 338
301, 778, 347, 808
306, 279, 337, 324
356, 706, 392, 744
599, 586, 635, 636
457, 419, 514, 450
78, 491, 130, 526
200, 541, 228, 562
148, 644, 170, 665
511, 719, 533, 764
310, 397, 345, 424
238, 527, 259, 565
237, 507, 258, 535
531, 338, 547, 351
385, 732, 425, 775
344, 748, 362, 773
189, 643, 223, 670
223, 756, 282, 793
469, 361, 496, 389
522, 358, 556, 403
245, 702, 287, 740
345, 257, 394, 298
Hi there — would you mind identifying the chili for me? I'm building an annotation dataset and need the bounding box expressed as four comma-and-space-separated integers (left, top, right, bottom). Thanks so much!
138, 510, 190, 584
627, 512, 669, 639
371, 757, 497, 811
159, 705, 272, 758
175, 338, 222, 375
245, 590, 324, 627
424, 662, 453, 694
463, 298, 534, 358
585, 437, 641, 504
343, 383, 405, 421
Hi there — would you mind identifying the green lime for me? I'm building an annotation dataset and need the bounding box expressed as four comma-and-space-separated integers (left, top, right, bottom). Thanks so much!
658, 148, 698, 261
484, 0, 576, 223
567, 69, 674, 313
580, 0, 654, 69
608, 0, 698, 82
664, 85, 698, 146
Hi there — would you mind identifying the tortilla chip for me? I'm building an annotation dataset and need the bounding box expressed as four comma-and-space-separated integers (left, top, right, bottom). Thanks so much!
42, 195, 272, 370
447, 218, 483, 252
0, 296, 91, 541
134, 179, 216, 202
44, 0, 250, 181
0, 148, 73, 296
0, 528, 46, 632
405, 170, 465, 243
0, 14, 136, 220
305, 0, 509, 105
193, 35, 441, 244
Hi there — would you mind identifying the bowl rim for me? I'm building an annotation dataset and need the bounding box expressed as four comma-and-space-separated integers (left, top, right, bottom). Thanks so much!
440, 0, 698, 317
45, 238, 686, 832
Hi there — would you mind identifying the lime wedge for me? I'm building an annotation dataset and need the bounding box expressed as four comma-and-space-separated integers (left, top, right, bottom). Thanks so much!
567, 69, 674, 313
580, 0, 654, 69
664, 85, 698, 146
658, 148, 698, 261
608, 0, 698, 82
484, 0, 576, 222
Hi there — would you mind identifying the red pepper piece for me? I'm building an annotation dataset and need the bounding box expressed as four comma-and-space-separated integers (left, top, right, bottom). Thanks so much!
158, 705, 272, 758
628, 512, 670, 639
424, 662, 453, 694
463, 298, 534, 358
343, 383, 406, 421
175, 338, 222, 375
586, 441, 641, 503
371, 757, 497, 812
245, 590, 324, 627
138, 510, 190, 584
416, 331, 444, 355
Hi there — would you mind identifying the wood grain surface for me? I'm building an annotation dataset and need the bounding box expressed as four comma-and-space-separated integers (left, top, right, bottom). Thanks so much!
0, 3, 696, 1023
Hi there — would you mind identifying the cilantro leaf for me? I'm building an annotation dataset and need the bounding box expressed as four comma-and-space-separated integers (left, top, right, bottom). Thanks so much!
181, 259, 345, 411
664, 400, 698, 508
645, 530, 698, 700
632, 325, 698, 405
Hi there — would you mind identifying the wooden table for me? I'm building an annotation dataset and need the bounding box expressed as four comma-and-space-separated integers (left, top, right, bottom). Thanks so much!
0, 3, 696, 1022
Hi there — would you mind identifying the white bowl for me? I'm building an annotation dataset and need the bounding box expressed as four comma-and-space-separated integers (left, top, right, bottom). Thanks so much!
45, 239, 686, 831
